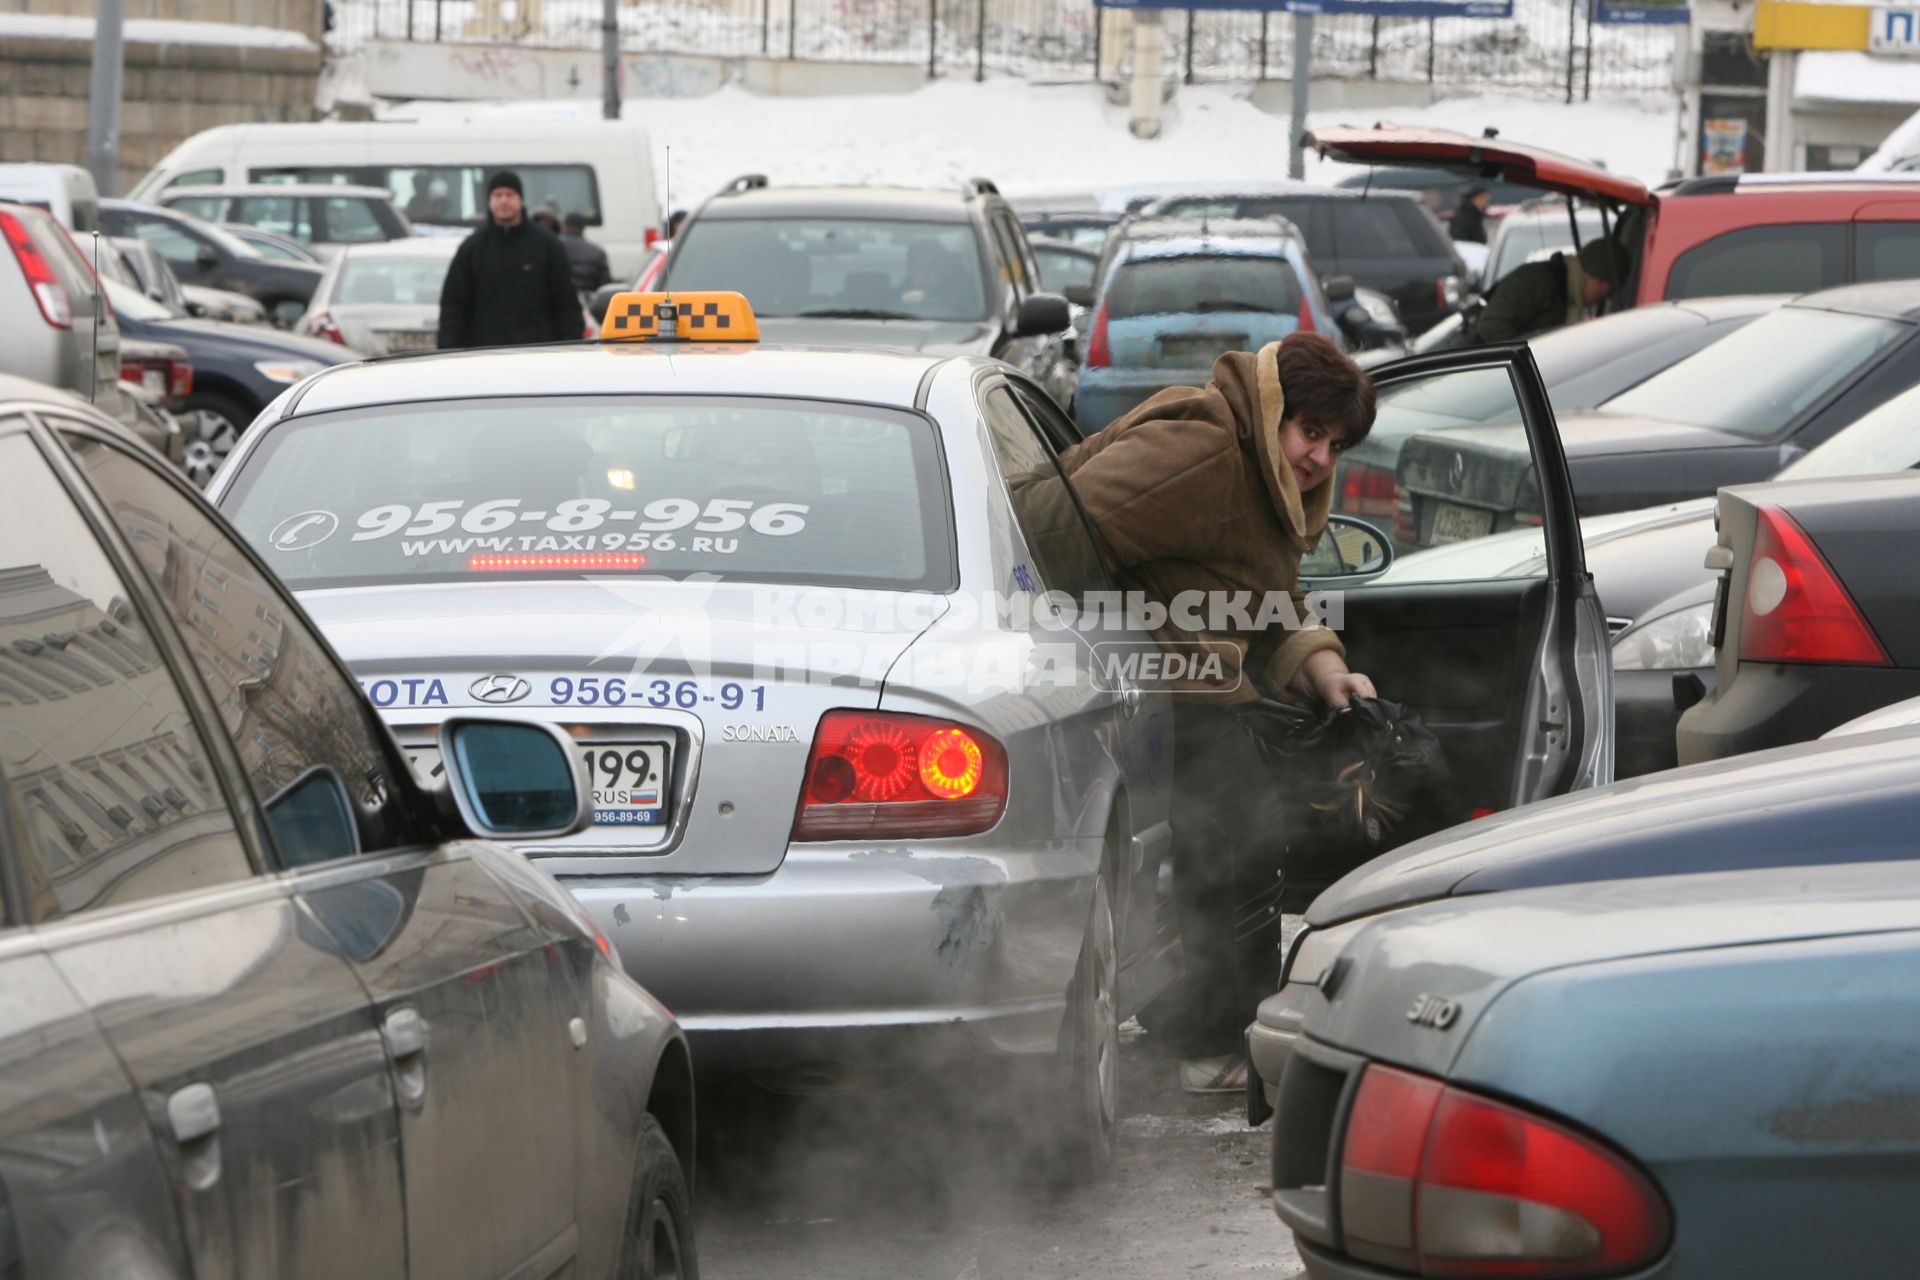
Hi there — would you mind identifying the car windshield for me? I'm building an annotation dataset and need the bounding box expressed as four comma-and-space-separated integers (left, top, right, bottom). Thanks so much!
667, 218, 988, 321
184, 215, 262, 259
220, 397, 953, 592
1107, 255, 1302, 318
1602, 308, 1909, 439
334, 254, 454, 306
1778, 380, 1920, 480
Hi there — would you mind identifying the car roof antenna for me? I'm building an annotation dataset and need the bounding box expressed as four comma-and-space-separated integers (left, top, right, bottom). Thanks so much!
90, 231, 101, 404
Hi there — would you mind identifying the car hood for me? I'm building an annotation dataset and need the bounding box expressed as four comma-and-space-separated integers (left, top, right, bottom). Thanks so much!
1420, 412, 1760, 464
1304, 727, 1920, 928
146, 316, 353, 362
755, 316, 996, 354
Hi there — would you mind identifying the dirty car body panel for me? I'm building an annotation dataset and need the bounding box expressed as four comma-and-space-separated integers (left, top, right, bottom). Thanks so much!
1271, 860, 1920, 1279
207, 342, 1178, 1079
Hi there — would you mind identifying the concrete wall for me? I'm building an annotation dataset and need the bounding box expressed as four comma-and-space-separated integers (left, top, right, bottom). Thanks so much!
0, 3, 325, 195
353, 39, 936, 102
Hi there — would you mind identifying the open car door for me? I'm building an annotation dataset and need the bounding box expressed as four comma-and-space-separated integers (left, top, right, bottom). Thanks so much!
1298, 344, 1612, 893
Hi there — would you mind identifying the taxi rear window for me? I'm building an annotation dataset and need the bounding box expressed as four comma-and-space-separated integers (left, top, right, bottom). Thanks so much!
220, 396, 955, 592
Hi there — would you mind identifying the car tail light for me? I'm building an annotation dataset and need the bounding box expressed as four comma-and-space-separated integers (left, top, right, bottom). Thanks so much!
645, 226, 660, 247
792, 710, 1008, 841
1296, 295, 1316, 334
1739, 507, 1889, 667
1438, 274, 1464, 312
1, 209, 73, 329
168, 358, 193, 399
469, 552, 649, 572
308, 310, 347, 345
1338, 460, 1399, 521
1340, 1064, 1670, 1278
1085, 300, 1111, 368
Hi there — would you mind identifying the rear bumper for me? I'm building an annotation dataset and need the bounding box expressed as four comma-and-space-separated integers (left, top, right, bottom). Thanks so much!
563, 844, 1096, 1070
1249, 980, 1313, 1111
1074, 370, 1200, 432
1677, 664, 1920, 766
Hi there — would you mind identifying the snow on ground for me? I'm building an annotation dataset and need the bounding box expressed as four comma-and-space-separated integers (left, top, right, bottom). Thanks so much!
380, 77, 1682, 207
0, 13, 317, 50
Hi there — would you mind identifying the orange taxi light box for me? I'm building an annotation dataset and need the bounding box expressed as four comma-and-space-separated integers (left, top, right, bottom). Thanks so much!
599, 291, 760, 342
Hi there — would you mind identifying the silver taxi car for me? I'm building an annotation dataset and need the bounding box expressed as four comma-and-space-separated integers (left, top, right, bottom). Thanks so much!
0, 375, 694, 1280
209, 295, 1612, 1178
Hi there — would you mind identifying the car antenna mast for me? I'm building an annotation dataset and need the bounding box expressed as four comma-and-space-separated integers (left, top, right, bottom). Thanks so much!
663, 144, 671, 243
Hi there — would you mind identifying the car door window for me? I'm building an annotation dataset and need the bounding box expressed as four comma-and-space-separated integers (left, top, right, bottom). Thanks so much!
1665, 224, 1847, 299
0, 429, 252, 921
322, 196, 387, 245
119, 212, 208, 268
55, 429, 426, 868
1856, 223, 1920, 283
234, 194, 310, 242
165, 194, 227, 223
982, 385, 1112, 608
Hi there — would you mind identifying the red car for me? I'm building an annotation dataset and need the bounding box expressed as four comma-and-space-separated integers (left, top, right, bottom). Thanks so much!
1305, 126, 1920, 307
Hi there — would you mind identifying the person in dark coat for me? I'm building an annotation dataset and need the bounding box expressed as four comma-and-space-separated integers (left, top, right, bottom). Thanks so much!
1451, 184, 1492, 244
436, 170, 583, 349
1475, 238, 1629, 344
561, 211, 613, 293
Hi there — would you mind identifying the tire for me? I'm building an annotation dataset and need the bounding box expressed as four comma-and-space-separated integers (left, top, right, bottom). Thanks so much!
179, 391, 252, 489
1040, 872, 1120, 1184
615, 1115, 698, 1280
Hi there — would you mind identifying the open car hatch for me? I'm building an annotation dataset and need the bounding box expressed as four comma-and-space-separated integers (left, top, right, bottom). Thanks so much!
1304, 125, 1653, 207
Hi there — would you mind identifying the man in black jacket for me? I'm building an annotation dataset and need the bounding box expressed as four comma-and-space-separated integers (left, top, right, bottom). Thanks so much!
437, 170, 583, 349
561, 211, 613, 292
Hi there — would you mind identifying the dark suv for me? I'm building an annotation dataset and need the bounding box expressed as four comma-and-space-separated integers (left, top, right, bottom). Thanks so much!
1140, 183, 1469, 334
657, 176, 1077, 408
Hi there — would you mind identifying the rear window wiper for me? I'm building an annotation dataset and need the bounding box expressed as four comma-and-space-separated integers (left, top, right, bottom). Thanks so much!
794, 308, 920, 320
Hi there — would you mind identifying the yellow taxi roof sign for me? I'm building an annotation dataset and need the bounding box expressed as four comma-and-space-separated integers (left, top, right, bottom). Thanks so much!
599, 291, 760, 343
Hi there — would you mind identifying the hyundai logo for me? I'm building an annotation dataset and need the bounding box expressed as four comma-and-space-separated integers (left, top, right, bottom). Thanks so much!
469, 673, 531, 704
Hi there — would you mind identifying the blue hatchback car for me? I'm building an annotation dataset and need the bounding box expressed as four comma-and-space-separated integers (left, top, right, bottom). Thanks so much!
1073, 218, 1338, 433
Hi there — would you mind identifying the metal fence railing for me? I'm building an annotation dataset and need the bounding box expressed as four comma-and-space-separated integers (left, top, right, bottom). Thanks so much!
328, 0, 1676, 99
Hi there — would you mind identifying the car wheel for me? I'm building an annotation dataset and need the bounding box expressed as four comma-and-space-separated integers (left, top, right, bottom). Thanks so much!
616, 1115, 699, 1280
1040, 871, 1120, 1184
180, 392, 251, 489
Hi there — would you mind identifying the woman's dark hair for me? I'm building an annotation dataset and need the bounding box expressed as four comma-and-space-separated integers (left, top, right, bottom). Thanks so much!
1275, 331, 1376, 447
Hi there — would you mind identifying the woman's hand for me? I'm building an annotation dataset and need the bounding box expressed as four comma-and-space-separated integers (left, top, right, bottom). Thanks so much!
1302, 650, 1377, 709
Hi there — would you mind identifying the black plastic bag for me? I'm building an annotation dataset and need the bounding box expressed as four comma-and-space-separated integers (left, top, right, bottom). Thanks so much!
1234, 696, 1451, 865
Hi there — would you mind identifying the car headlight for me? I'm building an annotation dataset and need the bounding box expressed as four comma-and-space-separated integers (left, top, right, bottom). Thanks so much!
253, 358, 327, 384
1611, 600, 1714, 671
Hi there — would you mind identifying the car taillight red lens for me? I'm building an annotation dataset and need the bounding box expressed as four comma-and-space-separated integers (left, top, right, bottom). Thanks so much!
1338, 460, 1400, 521
309, 310, 347, 345
169, 359, 193, 398
1, 210, 72, 329
1296, 295, 1316, 333
1739, 507, 1889, 667
1085, 300, 1111, 368
1339, 1064, 1670, 1278
792, 710, 1008, 841
645, 227, 660, 247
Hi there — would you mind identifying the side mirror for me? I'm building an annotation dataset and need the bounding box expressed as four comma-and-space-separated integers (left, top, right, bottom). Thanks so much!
589, 282, 623, 323
1062, 283, 1094, 308
1324, 275, 1357, 303
1299, 514, 1393, 579
195, 244, 219, 270
439, 717, 589, 839
1016, 292, 1071, 336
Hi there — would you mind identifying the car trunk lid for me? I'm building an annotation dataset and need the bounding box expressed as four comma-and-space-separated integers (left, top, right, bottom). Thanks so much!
1303, 125, 1654, 207
301, 578, 948, 875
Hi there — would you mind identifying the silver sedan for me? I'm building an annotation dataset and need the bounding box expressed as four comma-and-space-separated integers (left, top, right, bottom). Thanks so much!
296, 237, 460, 355
209, 335, 1177, 1179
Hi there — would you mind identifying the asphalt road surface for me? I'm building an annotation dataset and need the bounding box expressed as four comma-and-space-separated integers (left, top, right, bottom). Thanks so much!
695, 1019, 1305, 1280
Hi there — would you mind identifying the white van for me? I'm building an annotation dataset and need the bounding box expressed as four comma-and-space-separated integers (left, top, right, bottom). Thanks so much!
128, 121, 662, 279
0, 164, 102, 235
